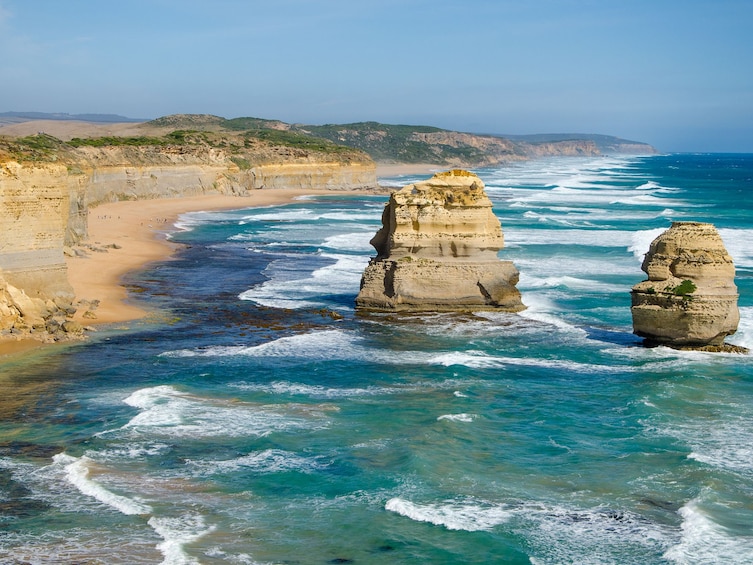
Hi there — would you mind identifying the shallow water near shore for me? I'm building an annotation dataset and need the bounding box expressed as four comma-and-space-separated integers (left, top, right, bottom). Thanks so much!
1, 154, 753, 564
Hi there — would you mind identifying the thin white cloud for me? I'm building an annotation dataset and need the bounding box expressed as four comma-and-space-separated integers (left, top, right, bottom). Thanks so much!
0, 2, 10, 25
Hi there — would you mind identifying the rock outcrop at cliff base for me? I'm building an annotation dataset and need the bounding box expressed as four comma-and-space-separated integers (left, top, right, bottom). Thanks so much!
631, 222, 744, 352
356, 170, 524, 312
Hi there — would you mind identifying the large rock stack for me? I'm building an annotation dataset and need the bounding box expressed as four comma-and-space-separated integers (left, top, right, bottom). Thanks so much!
631, 221, 744, 351
356, 170, 524, 312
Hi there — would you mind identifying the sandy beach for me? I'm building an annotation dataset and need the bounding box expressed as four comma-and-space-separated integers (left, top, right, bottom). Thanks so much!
65, 189, 347, 328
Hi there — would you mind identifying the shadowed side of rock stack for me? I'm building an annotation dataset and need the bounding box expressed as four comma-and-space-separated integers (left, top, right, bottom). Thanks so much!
356, 169, 524, 313
630, 221, 745, 352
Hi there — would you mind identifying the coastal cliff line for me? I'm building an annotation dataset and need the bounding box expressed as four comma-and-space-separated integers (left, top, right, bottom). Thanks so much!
0, 131, 376, 342
0, 113, 658, 343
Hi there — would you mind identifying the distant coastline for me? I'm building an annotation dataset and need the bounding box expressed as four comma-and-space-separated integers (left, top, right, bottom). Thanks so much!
0, 112, 659, 350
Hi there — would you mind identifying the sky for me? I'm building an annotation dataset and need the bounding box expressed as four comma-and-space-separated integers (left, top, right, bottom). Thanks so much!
0, 0, 751, 152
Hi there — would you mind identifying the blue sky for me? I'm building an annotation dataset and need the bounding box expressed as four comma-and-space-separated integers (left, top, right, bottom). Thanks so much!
1, 0, 751, 152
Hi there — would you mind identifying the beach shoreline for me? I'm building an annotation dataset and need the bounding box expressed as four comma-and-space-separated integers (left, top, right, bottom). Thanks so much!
64, 189, 360, 329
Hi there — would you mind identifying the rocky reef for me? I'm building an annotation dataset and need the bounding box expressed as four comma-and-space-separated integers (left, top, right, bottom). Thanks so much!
356, 170, 524, 312
631, 222, 744, 352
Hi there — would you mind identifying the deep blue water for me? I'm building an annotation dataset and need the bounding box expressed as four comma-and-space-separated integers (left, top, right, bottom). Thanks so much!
1, 154, 752, 564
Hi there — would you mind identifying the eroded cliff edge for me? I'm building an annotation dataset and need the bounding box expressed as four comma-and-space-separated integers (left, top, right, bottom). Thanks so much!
0, 130, 376, 342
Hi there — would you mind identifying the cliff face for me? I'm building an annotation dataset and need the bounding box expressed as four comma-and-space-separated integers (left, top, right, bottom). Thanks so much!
356, 170, 524, 312
0, 161, 73, 298
631, 222, 743, 351
517, 140, 600, 157
0, 142, 377, 341
0, 161, 82, 339
406, 131, 521, 166
71, 145, 376, 212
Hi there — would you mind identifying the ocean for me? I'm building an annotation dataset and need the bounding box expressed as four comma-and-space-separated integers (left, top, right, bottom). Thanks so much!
1, 153, 752, 564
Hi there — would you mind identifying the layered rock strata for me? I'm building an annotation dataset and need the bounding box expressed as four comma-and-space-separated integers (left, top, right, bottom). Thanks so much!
0, 161, 81, 340
631, 222, 744, 351
0, 147, 377, 342
356, 170, 524, 312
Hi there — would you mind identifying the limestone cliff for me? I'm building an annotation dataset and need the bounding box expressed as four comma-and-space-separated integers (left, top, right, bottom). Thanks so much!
631, 222, 743, 351
70, 144, 375, 225
0, 161, 82, 340
0, 133, 377, 341
516, 140, 600, 157
356, 170, 524, 312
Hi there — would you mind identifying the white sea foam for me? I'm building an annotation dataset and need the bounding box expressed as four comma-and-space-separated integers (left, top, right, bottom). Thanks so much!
148, 513, 215, 565
94, 443, 171, 461
240, 209, 319, 222
510, 186, 690, 209
605, 336, 753, 369
230, 379, 394, 398
241, 208, 376, 223
718, 228, 753, 268
385, 497, 512, 531
162, 329, 442, 368
726, 307, 753, 351
121, 385, 316, 439
320, 211, 382, 222
53, 453, 151, 516
521, 275, 617, 293
321, 231, 374, 252
437, 413, 476, 423
521, 502, 672, 564
516, 293, 588, 335
664, 498, 753, 564
429, 350, 615, 373
521, 208, 673, 225
684, 410, 753, 477
0, 529, 160, 564
162, 330, 362, 360
514, 257, 638, 278
173, 210, 246, 233
429, 351, 503, 369
239, 252, 366, 308
610, 193, 690, 207
504, 228, 638, 248
628, 227, 669, 261
186, 449, 325, 477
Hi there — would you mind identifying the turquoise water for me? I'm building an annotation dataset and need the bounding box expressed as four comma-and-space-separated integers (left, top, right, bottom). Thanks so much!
1, 154, 752, 564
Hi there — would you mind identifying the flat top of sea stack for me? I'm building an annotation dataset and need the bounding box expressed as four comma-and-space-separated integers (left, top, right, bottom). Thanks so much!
394, 169, 490, 206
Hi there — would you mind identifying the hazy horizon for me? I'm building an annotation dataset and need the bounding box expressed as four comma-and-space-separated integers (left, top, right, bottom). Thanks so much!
1, 1, 751, 153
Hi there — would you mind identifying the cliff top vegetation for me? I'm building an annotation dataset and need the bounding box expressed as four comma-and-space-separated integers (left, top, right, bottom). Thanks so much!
0, 121, 368, 166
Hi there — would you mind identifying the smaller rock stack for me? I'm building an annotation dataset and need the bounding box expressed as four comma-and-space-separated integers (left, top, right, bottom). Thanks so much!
631, 221, 745, 352
356, 169, 524, 313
